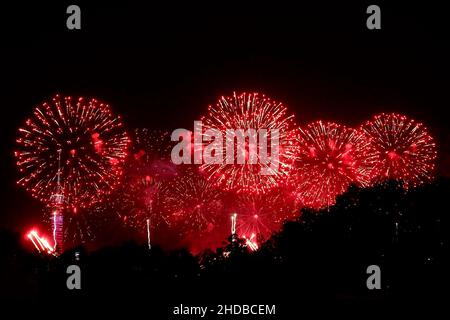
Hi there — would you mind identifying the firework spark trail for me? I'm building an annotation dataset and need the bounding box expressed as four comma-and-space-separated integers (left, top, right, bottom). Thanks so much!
294, 121, 376, 209
360, 113, 437, 188
28, 234, 41, 253
200, 92, 300, 194
27, 229, 55, 255
147, 218, 151, 249
52, 210, 62, 249
244, 233, 259, 251
231, 213, 237, 235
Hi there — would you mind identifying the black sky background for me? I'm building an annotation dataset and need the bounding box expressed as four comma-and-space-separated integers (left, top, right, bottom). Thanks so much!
0, 1, 449, 232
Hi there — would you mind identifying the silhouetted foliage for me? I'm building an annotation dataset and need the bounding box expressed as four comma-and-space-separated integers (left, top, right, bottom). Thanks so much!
1, 179, 449, 314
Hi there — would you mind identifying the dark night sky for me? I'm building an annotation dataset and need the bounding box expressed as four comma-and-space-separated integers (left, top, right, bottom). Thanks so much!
0, 1, 449, 231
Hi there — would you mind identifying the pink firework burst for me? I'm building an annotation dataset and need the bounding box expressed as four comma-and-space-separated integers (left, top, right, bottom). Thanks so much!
163, 167, 225, 237
116, 174, 170, 233
15, 94, 130, 210
360, 113, 437, 188
232, 187, 300, 245
294, 121, 376, 209
200, 92, 300, 194
109, 129, 176, 235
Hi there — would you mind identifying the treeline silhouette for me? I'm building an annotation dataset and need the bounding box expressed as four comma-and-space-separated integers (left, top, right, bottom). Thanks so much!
1, 179, 449, 316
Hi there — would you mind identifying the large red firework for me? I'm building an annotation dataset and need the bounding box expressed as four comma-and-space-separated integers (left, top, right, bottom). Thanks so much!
360, 113, 437, 188
200, 92, 299, 195
15, 95, 130, 210
294, 121, 376, 209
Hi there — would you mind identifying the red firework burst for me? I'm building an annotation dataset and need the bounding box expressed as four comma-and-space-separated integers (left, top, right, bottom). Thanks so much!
15, 95, 130, 210
62, 206, 97, 245
200, 92, 299, 194
111, 129, 176, 233
163, 167, 225, 237
294, 121, 376, 209
115, 174, 171, 232
360, 113, 437, 188
232, 188, 300, 245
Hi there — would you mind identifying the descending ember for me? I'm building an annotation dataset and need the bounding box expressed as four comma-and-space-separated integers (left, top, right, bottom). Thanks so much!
294, 121, 376, 209
360, 113, 437, 188
200, 92, 299, 194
